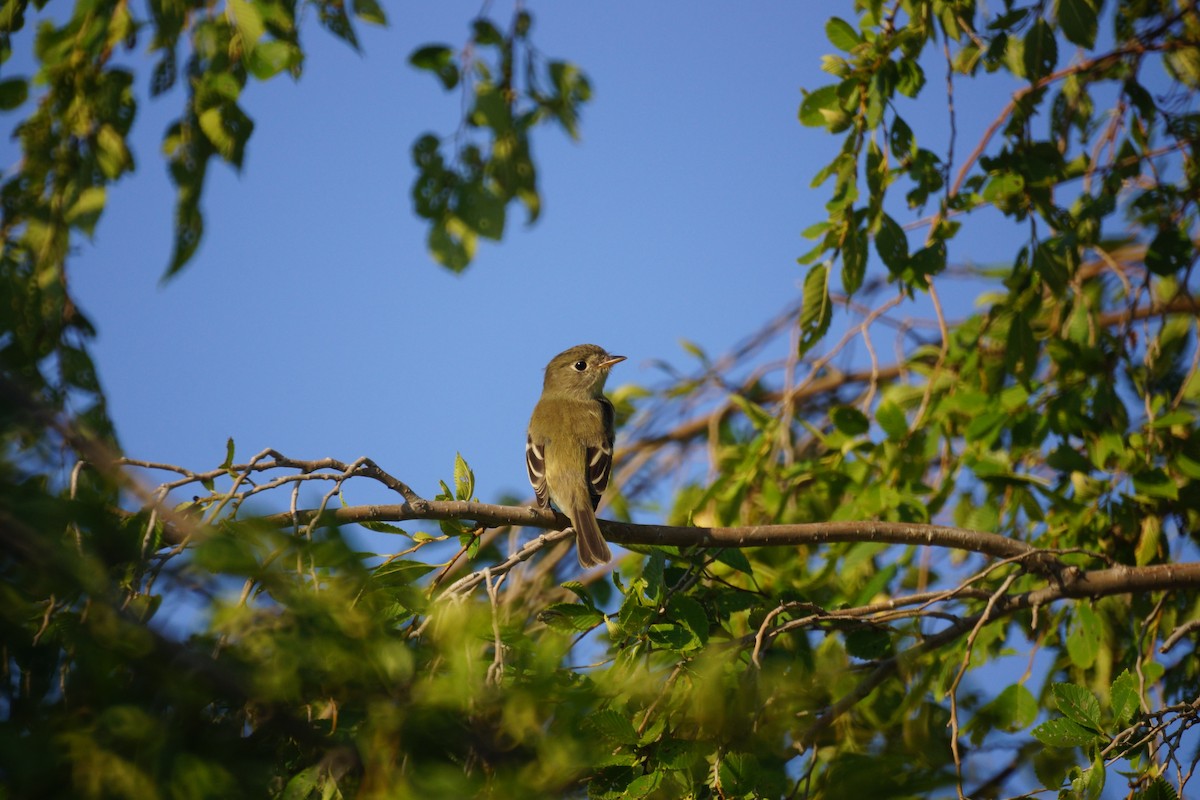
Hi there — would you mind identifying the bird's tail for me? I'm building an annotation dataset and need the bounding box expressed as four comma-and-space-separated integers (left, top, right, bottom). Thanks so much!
570, 503, 612, 568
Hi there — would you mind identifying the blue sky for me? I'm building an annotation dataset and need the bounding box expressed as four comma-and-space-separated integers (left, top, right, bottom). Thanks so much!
7, 3, 858, 508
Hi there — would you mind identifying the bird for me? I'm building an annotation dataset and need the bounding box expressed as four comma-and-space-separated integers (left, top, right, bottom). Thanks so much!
526, 344, 625, 568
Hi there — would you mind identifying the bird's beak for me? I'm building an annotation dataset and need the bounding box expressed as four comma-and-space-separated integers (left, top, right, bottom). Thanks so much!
600, 355, 627, 369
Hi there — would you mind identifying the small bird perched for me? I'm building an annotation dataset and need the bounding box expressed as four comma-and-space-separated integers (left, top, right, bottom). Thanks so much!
526, 344, 626, 568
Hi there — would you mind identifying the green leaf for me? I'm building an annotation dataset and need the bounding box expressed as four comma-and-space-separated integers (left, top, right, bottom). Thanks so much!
841, 223, 866, 294
453, 452, 474, 501
717, 752, 765, 797
197, 102, 254, 168
456, 185, 506, 240
222, 437, 235, 470
248, 40, 302, 80
888, 119, 913, 166
0, 76, 28, 110
1110, 669, 1139, 726
982, 171, 1025, 204
798, 84, 848, 130
1073, 755, 1106, 800
831, 405, 870, 436
798, 262, 832, 354
586, 709, 638, 745
845, 627, 891, 660
409, 45, 459, 90
712, 547, 754, 575
228, 0, 265, 49
1033, 748, 1073, 792
1135, 777, 1180, 800
64, 186, 107, 237
472, 18, 504, 46
825, 17, 862, 52
1164, 44, 1200, 89
560, 580, 596, 609
539, 603, 603, 633
1066, 604, 1102, 669
1053, 682, 1101, 731
667, 595, 709, 648
1057, 0, 1098, 48
428, 217, 476, 272
875, 400, 908, 440
372, 560, 436, 585
968, 683, 1038, 744
96, 124, 133, 179
1135, 516, 1161, 566
647, 623, 693, 649
875, 214, 909, 273
1033, 240, 1069, 294
352, 0, 387, 25
895, 58, 925, 97
1032, 717, 1101, 747
1023, 18, 1058, 82
1145, 227, 1191, 276
318, 2, 359, 50
1133, 469, 1178, 500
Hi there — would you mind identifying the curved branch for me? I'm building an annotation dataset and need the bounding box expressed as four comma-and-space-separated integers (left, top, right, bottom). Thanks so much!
799, 560, 1200, 745
252, 500, 1046, 563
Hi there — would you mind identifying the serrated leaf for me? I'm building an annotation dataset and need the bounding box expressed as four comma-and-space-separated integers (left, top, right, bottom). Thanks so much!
667, 595, 709, 648
1110, 670, 1139, 727
1135, 776, 1180, 800
1032, 717, 1101, 747
647, 623, 693, 649
825, 17, 862, 52
372, 560, 436, 585
539, 603, 603, 633
1053, 683, 1101, 730
586, 709, 638, 744
560, 580, 596, 609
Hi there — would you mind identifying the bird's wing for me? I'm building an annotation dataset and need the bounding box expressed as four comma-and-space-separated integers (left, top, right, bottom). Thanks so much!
525, 433, 550, 508
586, 397, 616, 510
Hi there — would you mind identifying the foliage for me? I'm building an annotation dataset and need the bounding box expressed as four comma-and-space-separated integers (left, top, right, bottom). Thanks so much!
408, 12, 592, 271
4, 1, 1200, 799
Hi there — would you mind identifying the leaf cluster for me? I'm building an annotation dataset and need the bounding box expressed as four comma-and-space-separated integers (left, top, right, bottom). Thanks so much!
408, 12, 591, 271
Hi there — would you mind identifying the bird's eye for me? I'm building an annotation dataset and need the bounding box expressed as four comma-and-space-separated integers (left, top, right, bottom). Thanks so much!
573, 360, 588, 371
